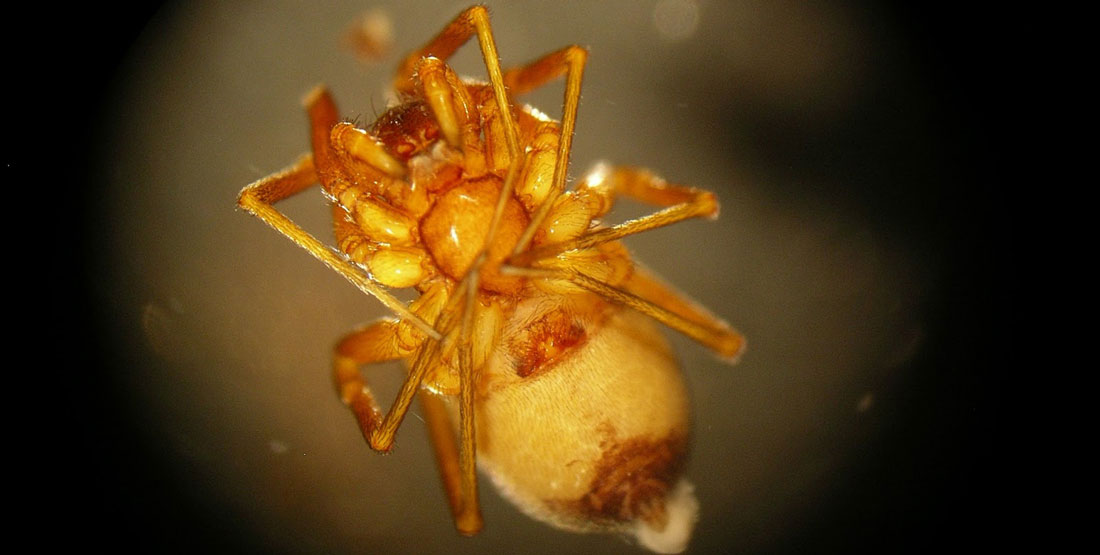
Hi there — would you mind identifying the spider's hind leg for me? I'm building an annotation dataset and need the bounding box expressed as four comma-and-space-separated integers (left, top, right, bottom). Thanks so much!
333, 313, 483, 535
509, 164, 745, 360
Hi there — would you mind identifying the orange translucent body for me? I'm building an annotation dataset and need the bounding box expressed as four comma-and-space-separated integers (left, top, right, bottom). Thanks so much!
237, 6, 744, 553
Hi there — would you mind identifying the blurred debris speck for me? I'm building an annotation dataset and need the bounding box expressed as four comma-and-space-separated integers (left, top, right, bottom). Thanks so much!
346, 8, 394, 63
653, 0, 699, 42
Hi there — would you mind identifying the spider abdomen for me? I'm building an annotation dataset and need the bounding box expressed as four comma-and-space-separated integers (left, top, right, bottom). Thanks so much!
476, 306, 696, 551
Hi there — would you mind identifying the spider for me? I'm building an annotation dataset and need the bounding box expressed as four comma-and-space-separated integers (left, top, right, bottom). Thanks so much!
237, 6, 744, 553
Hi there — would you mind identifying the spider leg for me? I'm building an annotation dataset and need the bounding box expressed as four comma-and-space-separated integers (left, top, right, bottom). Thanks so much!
334, 319, 407, 445
506, 165, 744, 360
339, 276, 489, 534
415, 56, 468, 150
506, 265, 744, 361
392, 5, 519, 158
506, 46, 589, 255
623, 265, 746, 362
419, 390, 482, 535
416, 277, 486, 535
511, 165, 719, 266
333, 315, 482, 534
330, 121, 406, 178
333, 318, 425, 451
339, 319, 443, 451
414, 56, 487, 176
502, 45, 587, 97
237, 89, 440, 340
237, 157, 436, 339
455, 277, 482, 535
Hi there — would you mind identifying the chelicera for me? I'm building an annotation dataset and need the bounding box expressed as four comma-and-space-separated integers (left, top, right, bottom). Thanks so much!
238, 6, 744, 553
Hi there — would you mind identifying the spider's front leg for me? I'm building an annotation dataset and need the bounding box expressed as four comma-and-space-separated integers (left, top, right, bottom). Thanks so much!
392, 5, 518, 157
236, 88, 437, 338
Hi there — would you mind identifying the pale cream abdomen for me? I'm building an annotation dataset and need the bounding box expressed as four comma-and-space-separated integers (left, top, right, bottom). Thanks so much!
475, 307, 695, 546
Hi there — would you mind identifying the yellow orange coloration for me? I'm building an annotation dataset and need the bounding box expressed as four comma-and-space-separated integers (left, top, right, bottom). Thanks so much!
479, 308, 690, 531
420, 177, 529, 293
237, 6, 744, 554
